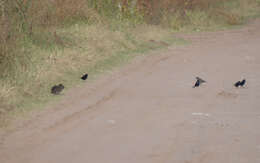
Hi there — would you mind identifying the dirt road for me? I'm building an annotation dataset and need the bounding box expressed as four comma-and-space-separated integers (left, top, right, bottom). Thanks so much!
1, 19, 260, 163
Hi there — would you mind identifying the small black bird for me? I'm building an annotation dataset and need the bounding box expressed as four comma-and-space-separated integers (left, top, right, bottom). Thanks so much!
193, 77, 206, 88
234, 81, 241, 87
234, 79, 246, 87
81, 73, 88, 80
51, 84, 64, 95
240, 79, 246, 86
193, 80, 200, 88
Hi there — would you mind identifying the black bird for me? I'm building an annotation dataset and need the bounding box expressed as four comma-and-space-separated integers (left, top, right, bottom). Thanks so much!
51, 84, 64, 95
234, 79, 246, 87
234, 81, 241, 87
240, 79, 246, 87
193, 77, 206, 88
81, 73, 88, 80
193, 80, 200, 88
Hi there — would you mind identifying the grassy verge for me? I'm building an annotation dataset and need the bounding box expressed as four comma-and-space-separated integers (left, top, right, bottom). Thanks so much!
0, 23, 186, 127
0, 0, 260, 127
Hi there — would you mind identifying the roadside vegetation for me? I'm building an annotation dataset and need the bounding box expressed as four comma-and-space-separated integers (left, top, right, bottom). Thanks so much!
0, 0, 259, 126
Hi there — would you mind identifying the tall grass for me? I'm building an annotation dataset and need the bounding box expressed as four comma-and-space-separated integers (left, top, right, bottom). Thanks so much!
136, 0, 260, 28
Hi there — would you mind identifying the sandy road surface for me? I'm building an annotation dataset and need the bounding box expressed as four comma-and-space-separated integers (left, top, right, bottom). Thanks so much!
1, 19, 260, 163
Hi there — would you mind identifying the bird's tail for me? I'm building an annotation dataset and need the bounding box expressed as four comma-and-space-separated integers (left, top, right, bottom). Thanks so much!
196, 77, 206, 83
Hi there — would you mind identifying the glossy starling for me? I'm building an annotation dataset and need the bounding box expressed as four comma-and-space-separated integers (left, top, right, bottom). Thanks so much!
234, 79, 246, 87
193, 77, 206, 88
193, 79, 200, 88
240, 79, 246, 87
234, 81, 241, 87
81, 73, 88, 80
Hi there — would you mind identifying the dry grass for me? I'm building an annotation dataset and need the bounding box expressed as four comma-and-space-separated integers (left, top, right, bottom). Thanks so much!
159, 0, 260, 31
0, 20, 176, 125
